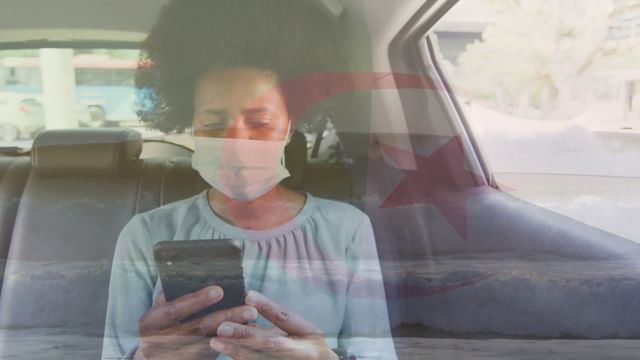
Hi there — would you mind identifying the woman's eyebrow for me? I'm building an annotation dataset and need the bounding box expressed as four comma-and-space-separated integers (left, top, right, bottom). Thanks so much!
199, 109, 228, 117
243, 107, 273, 115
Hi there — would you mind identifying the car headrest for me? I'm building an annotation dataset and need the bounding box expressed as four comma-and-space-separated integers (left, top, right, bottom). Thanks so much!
281, 130, 307, 190
32, 129, 143, 177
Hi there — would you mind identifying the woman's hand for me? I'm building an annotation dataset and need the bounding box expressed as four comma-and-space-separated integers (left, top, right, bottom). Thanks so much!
134, 286, 258, 360
209, 291, 339, 360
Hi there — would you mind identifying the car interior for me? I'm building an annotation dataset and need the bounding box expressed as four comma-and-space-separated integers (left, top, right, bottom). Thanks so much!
0, 0, 639, 359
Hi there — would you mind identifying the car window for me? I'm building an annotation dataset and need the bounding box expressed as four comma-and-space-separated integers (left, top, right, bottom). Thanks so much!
0, 48, 177, 148
430, 0, 640, 243
0, 48, 346, 162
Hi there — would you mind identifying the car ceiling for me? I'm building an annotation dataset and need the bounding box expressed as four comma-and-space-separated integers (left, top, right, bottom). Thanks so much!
0, 0, 167, 43
0, 0, 437, 52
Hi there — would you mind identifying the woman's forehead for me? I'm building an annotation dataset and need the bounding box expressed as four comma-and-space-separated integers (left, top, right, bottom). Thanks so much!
195, 66, 284, 109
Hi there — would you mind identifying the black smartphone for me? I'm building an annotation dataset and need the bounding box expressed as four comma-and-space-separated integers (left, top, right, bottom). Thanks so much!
153, 239, 246, 322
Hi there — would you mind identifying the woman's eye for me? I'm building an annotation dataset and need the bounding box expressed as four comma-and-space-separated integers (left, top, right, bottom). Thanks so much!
195, 110, 227, 130
201, 121, 226, 130
196, 116, 227, 130
247, 118, 271, 128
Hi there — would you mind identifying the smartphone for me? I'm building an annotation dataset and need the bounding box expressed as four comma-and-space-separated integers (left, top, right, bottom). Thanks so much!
153, 239, 246, 322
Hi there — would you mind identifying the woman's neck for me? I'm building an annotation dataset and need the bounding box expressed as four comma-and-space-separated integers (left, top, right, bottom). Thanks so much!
207, 186, 305, 230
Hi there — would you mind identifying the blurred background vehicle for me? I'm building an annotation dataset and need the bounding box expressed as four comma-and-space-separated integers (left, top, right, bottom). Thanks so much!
1, 53, 138, 126
0, 92, 99, 142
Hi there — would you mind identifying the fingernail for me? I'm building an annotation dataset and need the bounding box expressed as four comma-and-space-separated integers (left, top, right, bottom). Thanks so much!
217, 323, 234, 337
209, 287, 222, 300
245, 290, 259, 306
210, 338, 226, 352
242, 307, 258, 321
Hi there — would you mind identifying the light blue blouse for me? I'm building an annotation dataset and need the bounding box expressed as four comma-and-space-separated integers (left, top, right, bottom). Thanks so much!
101, 190, 397, 359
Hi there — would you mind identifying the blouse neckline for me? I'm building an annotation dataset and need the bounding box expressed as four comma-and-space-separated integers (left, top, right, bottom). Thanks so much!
196, 189, 316, 241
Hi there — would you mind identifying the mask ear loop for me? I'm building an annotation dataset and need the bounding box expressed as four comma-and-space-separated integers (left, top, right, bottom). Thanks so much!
285, 120, 292, 143
281, 120, 292, 167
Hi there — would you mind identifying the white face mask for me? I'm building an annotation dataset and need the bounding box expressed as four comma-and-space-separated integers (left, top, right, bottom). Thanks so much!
191, 125, 291, 201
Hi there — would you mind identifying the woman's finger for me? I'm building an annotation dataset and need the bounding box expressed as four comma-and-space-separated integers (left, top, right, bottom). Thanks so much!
213, 334, 316, 360
144, 305, 258, 348
181, 340, 219, 359
140, 285, 223, 332
211, 337, 271, 360
216, 322, 295, 353
214, 322, 331, 359
144, 338, 215, 360
245, 291, 321, 336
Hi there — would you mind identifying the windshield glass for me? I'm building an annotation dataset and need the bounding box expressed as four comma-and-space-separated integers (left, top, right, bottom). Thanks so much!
0, 48, 346, 159
0, 48, 194, 149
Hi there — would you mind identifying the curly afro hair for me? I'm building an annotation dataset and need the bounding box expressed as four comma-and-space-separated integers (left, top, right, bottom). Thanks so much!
136, 0, 343, 133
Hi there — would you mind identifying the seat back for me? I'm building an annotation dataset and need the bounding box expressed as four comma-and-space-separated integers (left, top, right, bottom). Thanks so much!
0, 128, 344, 359
0, 129, 147, 360
0, 156, 31, 291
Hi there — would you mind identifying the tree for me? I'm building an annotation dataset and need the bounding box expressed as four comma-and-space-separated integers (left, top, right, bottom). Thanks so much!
452, 0, 640, 119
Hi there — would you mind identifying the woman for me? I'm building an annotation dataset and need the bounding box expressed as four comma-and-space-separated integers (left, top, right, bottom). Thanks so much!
102, 1, 396, 359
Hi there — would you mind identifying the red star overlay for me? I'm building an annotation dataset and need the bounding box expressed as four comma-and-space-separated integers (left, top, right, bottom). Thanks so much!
277, 71, 511, 241
229, 72, 509, 297
374, 135, 506, 241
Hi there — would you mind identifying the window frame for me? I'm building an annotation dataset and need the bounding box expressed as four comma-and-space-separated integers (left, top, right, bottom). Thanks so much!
424, 34, 496, 187
386, 0, 493, 187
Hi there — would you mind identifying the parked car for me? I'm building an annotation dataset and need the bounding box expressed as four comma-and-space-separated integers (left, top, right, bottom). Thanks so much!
0, 94, 43, 141
0, 92, 101, 142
